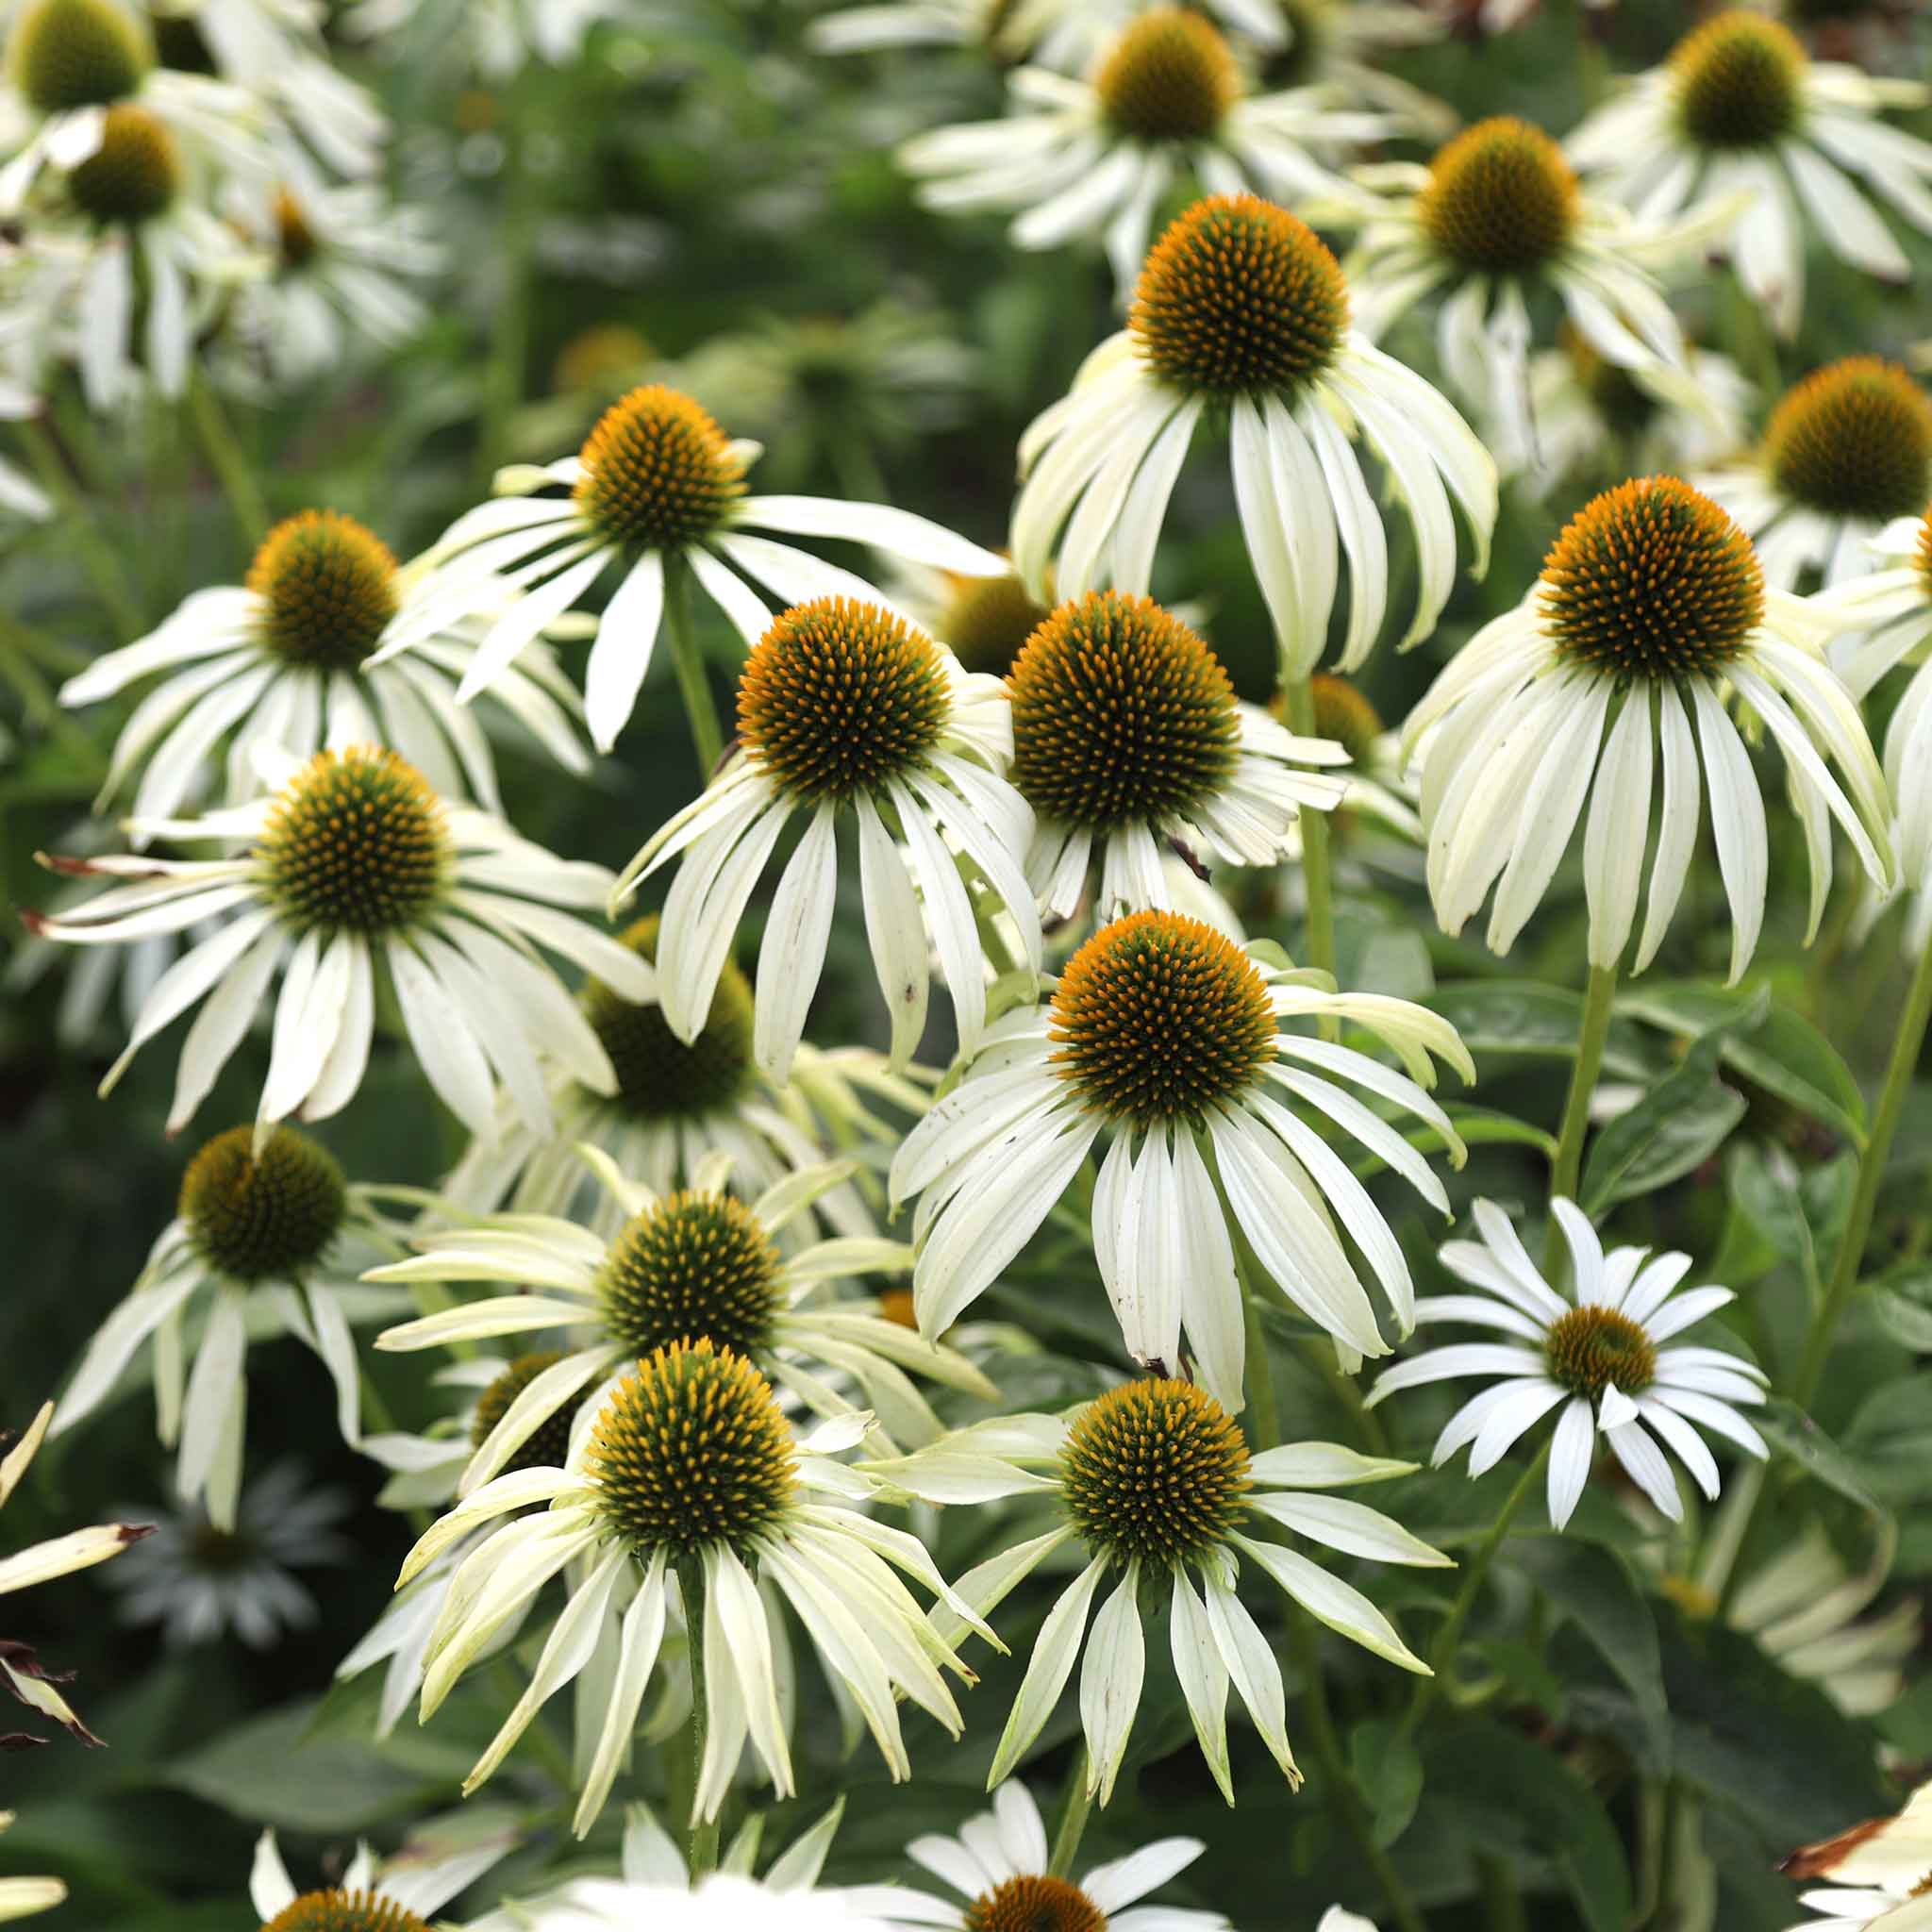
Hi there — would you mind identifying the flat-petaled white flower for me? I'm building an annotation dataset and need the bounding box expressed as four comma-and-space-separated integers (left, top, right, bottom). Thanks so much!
1367, 1197, 1770, 1530
61, 511, 588, 826
897, 9, 1387, 301
395, 1338, 992, 1834
890, 908, 1472, 1407
1815, 509, 1932, 898
49, 1124, 408, 1526
1008, 591, 1347, 920
613, 594, 1041, 1080
401, 382, 1004, 753
1405, 475, 1892, 980
1698, 358, 1932, 590
1011, 193, 1495, 682
872, 1779, 1230, 1932
1778, 1781, 1932, 1932
1566, 8, 1932, 337
0, 1810, 68, 1924
2, 1399, 151, 1748
1320, 117, 1734, 466
23, 741, 653, 1141
869, 1379, 1444, 1800
437, 913, 924, 1242
1505, 335, 1751, 496
368, 1144, 999, 1481
249, 1824, 515, 1932
216, 181, 440, 391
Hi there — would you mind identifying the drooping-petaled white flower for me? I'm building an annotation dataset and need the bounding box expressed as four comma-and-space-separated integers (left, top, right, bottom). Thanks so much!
217, 181, 440, 391
50, 1124, 407, 1526
1367, 1198, 1770, 1530
395, 1338, 991, 1834
872, 1779, 1230, 1932
1405, 475, 1892, 981
1321, 116, 1732, 465
60, 511, 588, 825
1777, 1781, 1932, 1932
1011, 193, 1495, 682
436, 912, 922, 1241
808, 0, 1291, 67
890, 908, 1472, 1408
1505, 334, 1751, 496
896, 8, 1385, 299
2, 1399, 151, 1748
368, 1145, 999, 1481
1698, 358, 1932, 591
23, 741, 654, 1141
870, 1379, 1444, 1801
1566, 8, 1932, 337
402, 382, 1005, 752
1008, 590, 1347, 920
614, 595, 1042, 1081
247, 1824, 515, 1932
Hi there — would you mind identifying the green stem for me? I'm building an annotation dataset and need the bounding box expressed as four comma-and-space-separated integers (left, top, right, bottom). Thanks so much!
1792, 932, 1932, 1407
664, 557, 724, 777
1046, 1747, 1094, 1877
1285, 1613, 1426, 1932
1476, 1851, 1528, 1932
13, 418, 143, 639
1548, 963, 1617, 1219
187, 375, 269, 546
1402, 1437, 1551, 1737
1281, 677, 1339, 1041
678, 1557, 722, 1876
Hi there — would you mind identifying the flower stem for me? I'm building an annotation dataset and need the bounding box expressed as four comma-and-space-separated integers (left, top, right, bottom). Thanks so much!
1548, 962, 1617, 1215
1285, 1612, 1426, 1932
1280, 676, 1339, 1041
1792, 930, 1932, 1407
664, 556, 724, 777
1402, 1436, 1550, 1737
677, 1557, 722, 1875
1046, 1748, 1094, 1877
13, 418, 143, 640
187, 374, 269, 547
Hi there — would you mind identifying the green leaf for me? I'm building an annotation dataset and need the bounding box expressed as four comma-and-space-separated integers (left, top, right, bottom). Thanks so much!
1516, 1540, 1670, 1773
167, 1699, 473, 1832
1844, 1372, 1932, 1507
1724, 1142, 1821, 1292
1619, 983, 1866, 1145
1757, 1398, 1885, 1518
1419, 1718, 1634, 1932
1348, 1717, 1424, 1850
1579, 991, 1766, 1213
1869, 1262, 1932, 1351
1348, 1105, 1557, 1178
1424, 981, 1654, 1081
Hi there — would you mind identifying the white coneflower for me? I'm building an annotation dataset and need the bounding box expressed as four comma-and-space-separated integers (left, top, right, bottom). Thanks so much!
1011, 193, 1495, 681
1367, 1198, 1769, 1529
1777, 1781, 1932, 1932
1323, 117, 1732, 462
1406, 475, 1892, 981
1566, 8, 1932, 336
368, 1144, 998, 1482
1699, 358, 1932, 589
896, 9, 1385, 298
872, 1780, 1231, 1932
218, 181, 440, 391
395, 1338, 991, 1834
869, 1378, 1444, 1801
874, 555, 1054, 681
60, 511, 588, 825
23, 741, 653, 1141
1008, 590, 1347, 919
890, 908, 1472, 1407
1507, 330, 1752, 495
50, 1124, 405, 1526
2, 1398, 152, 1748
435, 913, 920, 1241
808, 0, 1289, 65
613, 595, 1041, 1080
247, 1825, 514, 1932
399, 382, 1004, 753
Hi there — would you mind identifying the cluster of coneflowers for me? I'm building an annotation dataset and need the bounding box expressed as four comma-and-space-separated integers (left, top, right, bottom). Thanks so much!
8, 0, 1932, 1929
